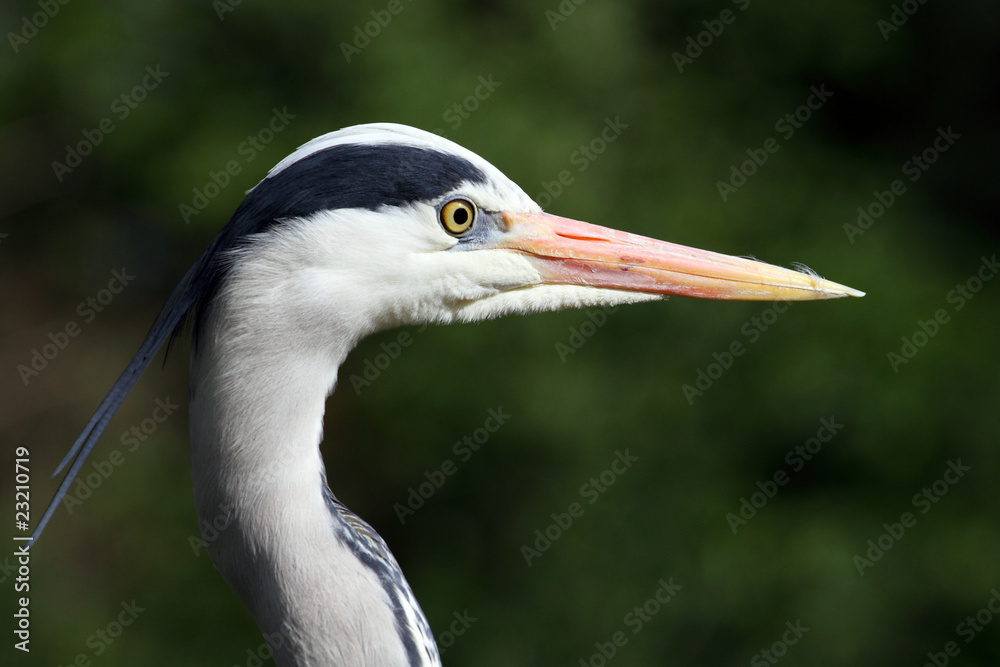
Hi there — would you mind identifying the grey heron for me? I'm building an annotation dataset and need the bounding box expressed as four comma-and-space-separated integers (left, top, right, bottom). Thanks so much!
31, 123, 862, 665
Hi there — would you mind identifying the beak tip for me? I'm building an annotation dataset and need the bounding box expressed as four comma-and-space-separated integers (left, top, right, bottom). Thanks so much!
828, 282, 865, 299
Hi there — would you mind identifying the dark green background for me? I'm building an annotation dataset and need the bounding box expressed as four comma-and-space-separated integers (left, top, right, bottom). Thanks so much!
2, 1, 998, 665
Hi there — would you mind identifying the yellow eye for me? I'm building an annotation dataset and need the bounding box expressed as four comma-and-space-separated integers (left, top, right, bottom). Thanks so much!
439, 198, 477, 236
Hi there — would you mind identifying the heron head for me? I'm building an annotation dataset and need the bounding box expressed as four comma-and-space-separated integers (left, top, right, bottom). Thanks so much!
199, 123, 862, 351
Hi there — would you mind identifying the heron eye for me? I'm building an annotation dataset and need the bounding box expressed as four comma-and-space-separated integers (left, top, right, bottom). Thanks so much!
439, 198, 477, 236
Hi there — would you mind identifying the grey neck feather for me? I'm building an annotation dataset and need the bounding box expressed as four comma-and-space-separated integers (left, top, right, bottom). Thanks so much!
188, 285, 440, 667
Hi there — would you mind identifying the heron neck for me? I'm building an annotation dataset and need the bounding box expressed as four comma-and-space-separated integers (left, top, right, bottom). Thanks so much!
188, 328, 438, 666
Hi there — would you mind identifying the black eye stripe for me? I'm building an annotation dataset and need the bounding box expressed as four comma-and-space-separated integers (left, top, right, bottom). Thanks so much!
190, 143, 488, 345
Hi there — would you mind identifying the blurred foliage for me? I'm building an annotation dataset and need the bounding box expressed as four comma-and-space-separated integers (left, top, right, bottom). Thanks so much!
2, 0, 999, 665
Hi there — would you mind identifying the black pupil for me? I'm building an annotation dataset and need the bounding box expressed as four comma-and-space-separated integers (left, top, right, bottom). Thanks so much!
452, 207, 469, 225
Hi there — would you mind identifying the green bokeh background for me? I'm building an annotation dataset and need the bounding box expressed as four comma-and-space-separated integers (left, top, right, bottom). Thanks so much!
2, 1, 998, 665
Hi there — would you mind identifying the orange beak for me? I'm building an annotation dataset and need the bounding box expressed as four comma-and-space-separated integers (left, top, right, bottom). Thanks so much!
496, 211, 864, 301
